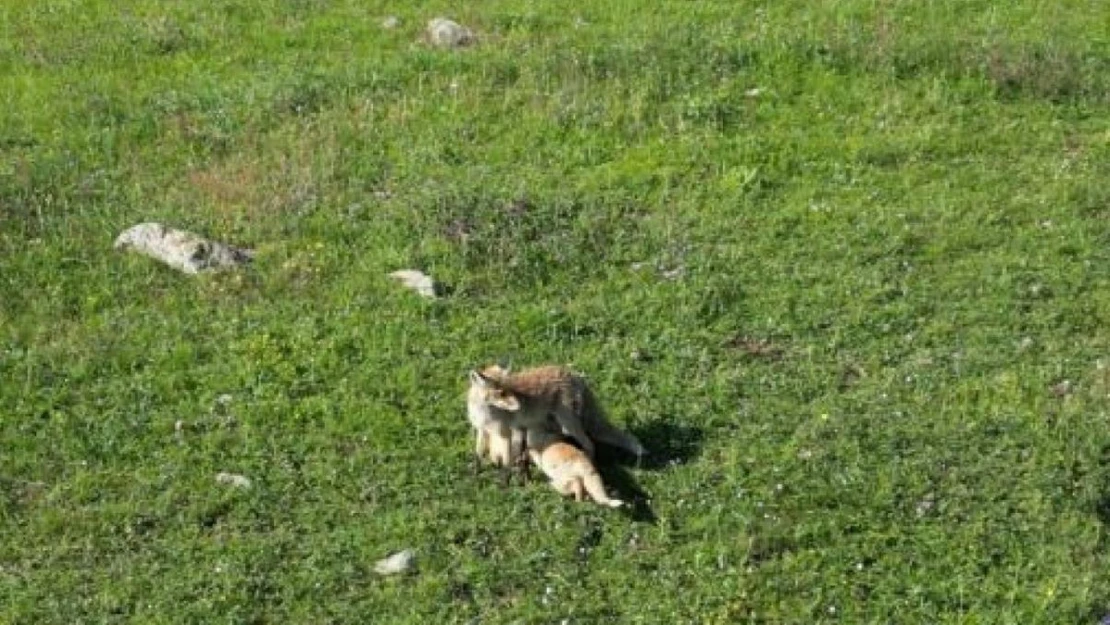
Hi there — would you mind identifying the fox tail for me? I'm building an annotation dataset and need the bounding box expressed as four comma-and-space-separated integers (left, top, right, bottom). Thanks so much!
582, 387, 647, 457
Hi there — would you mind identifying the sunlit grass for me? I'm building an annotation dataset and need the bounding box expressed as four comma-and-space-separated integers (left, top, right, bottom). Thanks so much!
2, 1, 1109, 622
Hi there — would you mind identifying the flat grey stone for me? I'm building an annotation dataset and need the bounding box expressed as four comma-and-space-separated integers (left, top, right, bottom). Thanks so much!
389, 269, 437, 299
426, 17, 474, 48
215, 472, 252, 489
374, 549, 416, 575
114, 222, 252, 274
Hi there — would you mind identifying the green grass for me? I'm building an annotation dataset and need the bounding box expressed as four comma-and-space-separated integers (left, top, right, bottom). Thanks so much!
3, 0, 1110, 622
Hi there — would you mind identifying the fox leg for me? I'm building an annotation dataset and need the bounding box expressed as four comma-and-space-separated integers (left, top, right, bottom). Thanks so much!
473, 429, 489, 474
553, 477, 585, 502
497, 430, 513, 487
509, 428, 525, 464
489, 427, 516, 487
581, 471, 624, 508
515, 428, 532, 483
507, 427, 532, 483
571, 478, 587, 502
489, 429, 514, 467
515, 449, 531, 483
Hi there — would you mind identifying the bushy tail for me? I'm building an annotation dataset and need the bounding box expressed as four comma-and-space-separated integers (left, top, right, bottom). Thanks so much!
581, 386, 646, 457
581, 471, 624, 508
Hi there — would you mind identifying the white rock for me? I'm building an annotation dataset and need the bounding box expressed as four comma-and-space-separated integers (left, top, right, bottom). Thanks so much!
426, 17, 474, 48
215, 472, 252, 489
660, 266, 685, 280
389, 269, 437, 299
114, 222, 252, 275
381, 16, 401, 29
374, 549, 416, 575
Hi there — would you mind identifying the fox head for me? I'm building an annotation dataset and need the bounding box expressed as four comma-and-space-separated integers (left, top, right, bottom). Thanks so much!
468, 369, 520, 412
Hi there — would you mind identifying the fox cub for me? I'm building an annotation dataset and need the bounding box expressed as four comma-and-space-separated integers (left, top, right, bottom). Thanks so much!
525, 425, 625, 508
479, 419, 624, 508
466, 363, 646, 466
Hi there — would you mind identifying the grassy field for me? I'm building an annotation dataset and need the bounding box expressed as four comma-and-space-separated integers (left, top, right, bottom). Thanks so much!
2, 0, 1110, 622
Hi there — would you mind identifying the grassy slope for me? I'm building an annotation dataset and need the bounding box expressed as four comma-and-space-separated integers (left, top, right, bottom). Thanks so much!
2, 0, 1110, 622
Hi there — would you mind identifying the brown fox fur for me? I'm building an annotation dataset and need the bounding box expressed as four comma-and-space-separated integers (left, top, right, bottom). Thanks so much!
466, 364, 646, 466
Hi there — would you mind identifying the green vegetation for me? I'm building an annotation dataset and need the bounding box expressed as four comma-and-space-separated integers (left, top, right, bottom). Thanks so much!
2, 0, 1110, 622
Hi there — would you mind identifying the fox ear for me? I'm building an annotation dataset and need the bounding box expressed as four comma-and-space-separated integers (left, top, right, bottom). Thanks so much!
489, 391, 520, 412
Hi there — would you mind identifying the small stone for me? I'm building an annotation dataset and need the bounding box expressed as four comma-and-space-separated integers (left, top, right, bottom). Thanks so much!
389, 269, 438, 299
744, 87, 763, 97
426, 17, 474, 48
381, 16, 400, 29
915, 492, 935, 517
1051, 379, 1073, 397
215, 472, 252, 489
374, 549, 416, 576
660, 266, 685, 280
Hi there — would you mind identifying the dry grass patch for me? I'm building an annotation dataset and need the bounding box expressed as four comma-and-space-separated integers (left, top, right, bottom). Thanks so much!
175, 124, 342, 229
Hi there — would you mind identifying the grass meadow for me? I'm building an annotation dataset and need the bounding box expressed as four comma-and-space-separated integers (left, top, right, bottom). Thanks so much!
2, 0, 1110, 622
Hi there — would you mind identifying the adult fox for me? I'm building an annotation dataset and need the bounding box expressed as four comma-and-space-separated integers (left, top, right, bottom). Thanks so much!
466, 363, 647, 466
